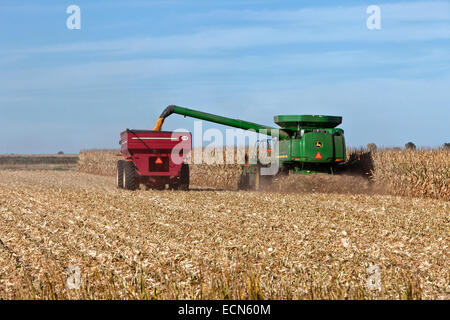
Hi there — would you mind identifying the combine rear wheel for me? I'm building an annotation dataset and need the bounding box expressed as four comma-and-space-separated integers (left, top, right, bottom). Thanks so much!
123, 161, 138, 190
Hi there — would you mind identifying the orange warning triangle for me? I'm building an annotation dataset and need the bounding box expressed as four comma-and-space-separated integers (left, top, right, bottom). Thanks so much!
155, 157, 163, 164
315, 152, 322, 159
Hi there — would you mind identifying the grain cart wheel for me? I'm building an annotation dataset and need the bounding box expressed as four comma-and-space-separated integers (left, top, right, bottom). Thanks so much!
123, 161, 138, 190
178, 163, 189, 190
116, 160, 125, 188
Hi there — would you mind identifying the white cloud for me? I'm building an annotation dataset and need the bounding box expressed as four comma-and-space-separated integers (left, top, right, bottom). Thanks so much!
6, 24, 449, 57
3, 47, 449, 93
194, 1, 450, 23
2, 1, 449, 57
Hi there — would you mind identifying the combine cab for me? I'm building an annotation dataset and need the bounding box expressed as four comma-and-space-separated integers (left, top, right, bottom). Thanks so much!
117, 129, 191, 190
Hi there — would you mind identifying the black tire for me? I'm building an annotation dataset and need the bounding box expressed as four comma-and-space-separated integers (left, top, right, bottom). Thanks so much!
254, 165, 260, 191
238, 167, 250, 190
116, 160, 125, 189
178, 163, 189, 190
123, 161, 138, 190
246, 164, 265, 191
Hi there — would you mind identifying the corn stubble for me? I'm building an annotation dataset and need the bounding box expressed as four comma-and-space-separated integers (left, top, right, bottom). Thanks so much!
0, 170, 448, 300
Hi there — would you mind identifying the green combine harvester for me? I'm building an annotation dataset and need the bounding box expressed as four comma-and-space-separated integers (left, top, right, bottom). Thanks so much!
153, 105, 368, 190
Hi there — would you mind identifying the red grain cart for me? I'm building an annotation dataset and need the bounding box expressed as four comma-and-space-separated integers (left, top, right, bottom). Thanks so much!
117, 129, 191, 190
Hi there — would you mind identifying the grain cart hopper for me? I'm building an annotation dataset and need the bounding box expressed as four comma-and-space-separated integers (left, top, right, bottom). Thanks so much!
117, 129, 191, 190
152, 105, 352, 190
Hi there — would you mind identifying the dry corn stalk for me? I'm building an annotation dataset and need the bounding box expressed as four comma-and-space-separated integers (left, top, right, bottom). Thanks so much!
371, 149, 449, 201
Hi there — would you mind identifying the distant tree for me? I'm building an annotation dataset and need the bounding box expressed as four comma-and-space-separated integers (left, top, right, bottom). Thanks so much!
405, 142, 416, 150
57, 151, 64, 155
367, 143, 377, 152
392, 147, 402, 151
444, 143, 450, 150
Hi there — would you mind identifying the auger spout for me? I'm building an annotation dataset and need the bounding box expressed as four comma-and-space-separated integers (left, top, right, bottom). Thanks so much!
153, 105, 289, 138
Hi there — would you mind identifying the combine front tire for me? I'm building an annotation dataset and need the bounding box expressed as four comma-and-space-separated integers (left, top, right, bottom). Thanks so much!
238, 168, 250, 190
247, 165, 261, 191
123, 161, 138, 190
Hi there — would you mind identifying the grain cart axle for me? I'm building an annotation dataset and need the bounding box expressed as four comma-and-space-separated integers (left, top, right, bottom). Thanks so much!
117, 129, 191, 190
152, 105, 358, 190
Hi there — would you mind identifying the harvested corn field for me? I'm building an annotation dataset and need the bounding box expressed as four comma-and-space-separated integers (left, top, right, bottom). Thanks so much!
0, 170, 448, 299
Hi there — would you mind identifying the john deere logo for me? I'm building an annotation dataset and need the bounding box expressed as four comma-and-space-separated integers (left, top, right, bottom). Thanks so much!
314, 141, 323, 148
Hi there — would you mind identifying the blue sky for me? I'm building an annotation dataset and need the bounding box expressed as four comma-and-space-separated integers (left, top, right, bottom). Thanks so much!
0, 0, 449, 153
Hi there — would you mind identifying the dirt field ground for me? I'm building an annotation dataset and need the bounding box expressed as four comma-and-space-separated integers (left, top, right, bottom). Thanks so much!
0, 170, 448, 299
0, 154, 78, 171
